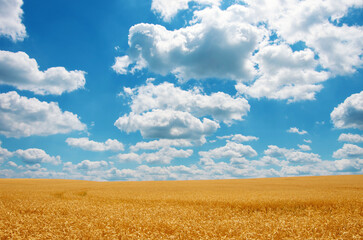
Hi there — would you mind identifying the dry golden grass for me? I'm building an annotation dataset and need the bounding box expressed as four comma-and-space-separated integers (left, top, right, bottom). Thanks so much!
0, 175, 362, 239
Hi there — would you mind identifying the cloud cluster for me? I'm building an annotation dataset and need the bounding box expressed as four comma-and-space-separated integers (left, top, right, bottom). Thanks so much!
0, 91, 86, 138
331, 91, 363, 130
64, 160, 109, 171
199, 142, 257, 164
115, 1, 362, 102
115, 109, 219, 140
125, 82, 250, 124
66, 138, 124, 152
15, 148, 61, 165
114, 147, 193, 164
0, 0, 26, 41
264, 145, 321, 163
0, 51, 86, 95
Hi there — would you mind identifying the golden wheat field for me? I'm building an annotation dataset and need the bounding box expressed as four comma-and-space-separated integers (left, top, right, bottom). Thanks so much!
0, 175, 362, 239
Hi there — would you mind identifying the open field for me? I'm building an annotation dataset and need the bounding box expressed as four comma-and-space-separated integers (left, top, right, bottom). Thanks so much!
0, 175, 362, 239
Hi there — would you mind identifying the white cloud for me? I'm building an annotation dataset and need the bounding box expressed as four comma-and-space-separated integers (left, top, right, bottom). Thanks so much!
243, 0, 363, 75
126, 82, 250, 124
304, 139, 312, 144
199, 142, 257, 163
264, 145, 321, 163
130, 139, 196, 152
0, 91, 86, 138
0, 0, 26, 41
287, 127, 308, 135
338, 133, 363, 143
333, 144, 363, 159
7, 161, 17, 167
115, 109, 219, 140
236, 44, 329, 102
113, 6, 265, 82
331, 91, 363, 130
114, 147, 193, 164
151, 0, 221, 21
217, 134, 258, 142
298, 144, 311, 151
15, 148, 61, 165
115, 1, 362, 102
0, 51, 86, 95
66, 138, 124, 152
0, 141, 12, 164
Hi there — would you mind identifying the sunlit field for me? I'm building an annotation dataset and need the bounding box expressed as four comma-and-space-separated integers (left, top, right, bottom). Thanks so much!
0, 175, 362, 239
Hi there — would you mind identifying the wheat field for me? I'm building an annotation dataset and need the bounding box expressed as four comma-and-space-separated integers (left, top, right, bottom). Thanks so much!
0, 175, 362, 239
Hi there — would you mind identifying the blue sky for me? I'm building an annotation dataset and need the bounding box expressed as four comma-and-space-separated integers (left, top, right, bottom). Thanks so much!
0, 0, 362, 181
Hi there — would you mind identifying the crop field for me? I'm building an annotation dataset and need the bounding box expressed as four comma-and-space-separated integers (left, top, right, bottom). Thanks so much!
0, 175, 362, 239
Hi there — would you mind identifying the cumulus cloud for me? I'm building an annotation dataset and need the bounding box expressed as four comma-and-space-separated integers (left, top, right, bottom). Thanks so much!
0, 141, 12, 164
236, 44, 329, 102
287, 127, 308, 135
244, 0, 363, 75
151, 0, 221, 21
333, 144, 363, 159
199, 142, 257, 163
338, 133, 363, 143
15, 148, 61, 165
115, 109, 219, 140
0, 51, 86, 95
0, 0, 26, 41
331, 91, 363, 130
66, 138, 124, 152
264, 145, 321, 163
113, 6, 265, 82
125, 82, 250, 124
114, 147, 193, 164
115, 1, 362, 102
217, 134, 258, 142
0, 91, 86, 138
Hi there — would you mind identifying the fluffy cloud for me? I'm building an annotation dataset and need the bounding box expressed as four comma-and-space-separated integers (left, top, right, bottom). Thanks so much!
115, 109, 219, 140
0, 141, 12, 164
125, 82, 250, 124
199, 142, 257, 163
66, 138, 124, 152
151, 0, 221, 21
0, 91, 86, 138
115, 1, 362, 102
114, 147, 193, 164
15, 148, 61, 165
0, 0, 26, 41
217, 134, 258, 142
338, 133, 363, 143
287, 127, 308, 135
331, 91, 363, 130
236, 44, 329, 102
333, 144, 363, 159
243, 0, 363, 75
0, 51, 86, 95
264, 145, 321, 163
113, 6, 265, 82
